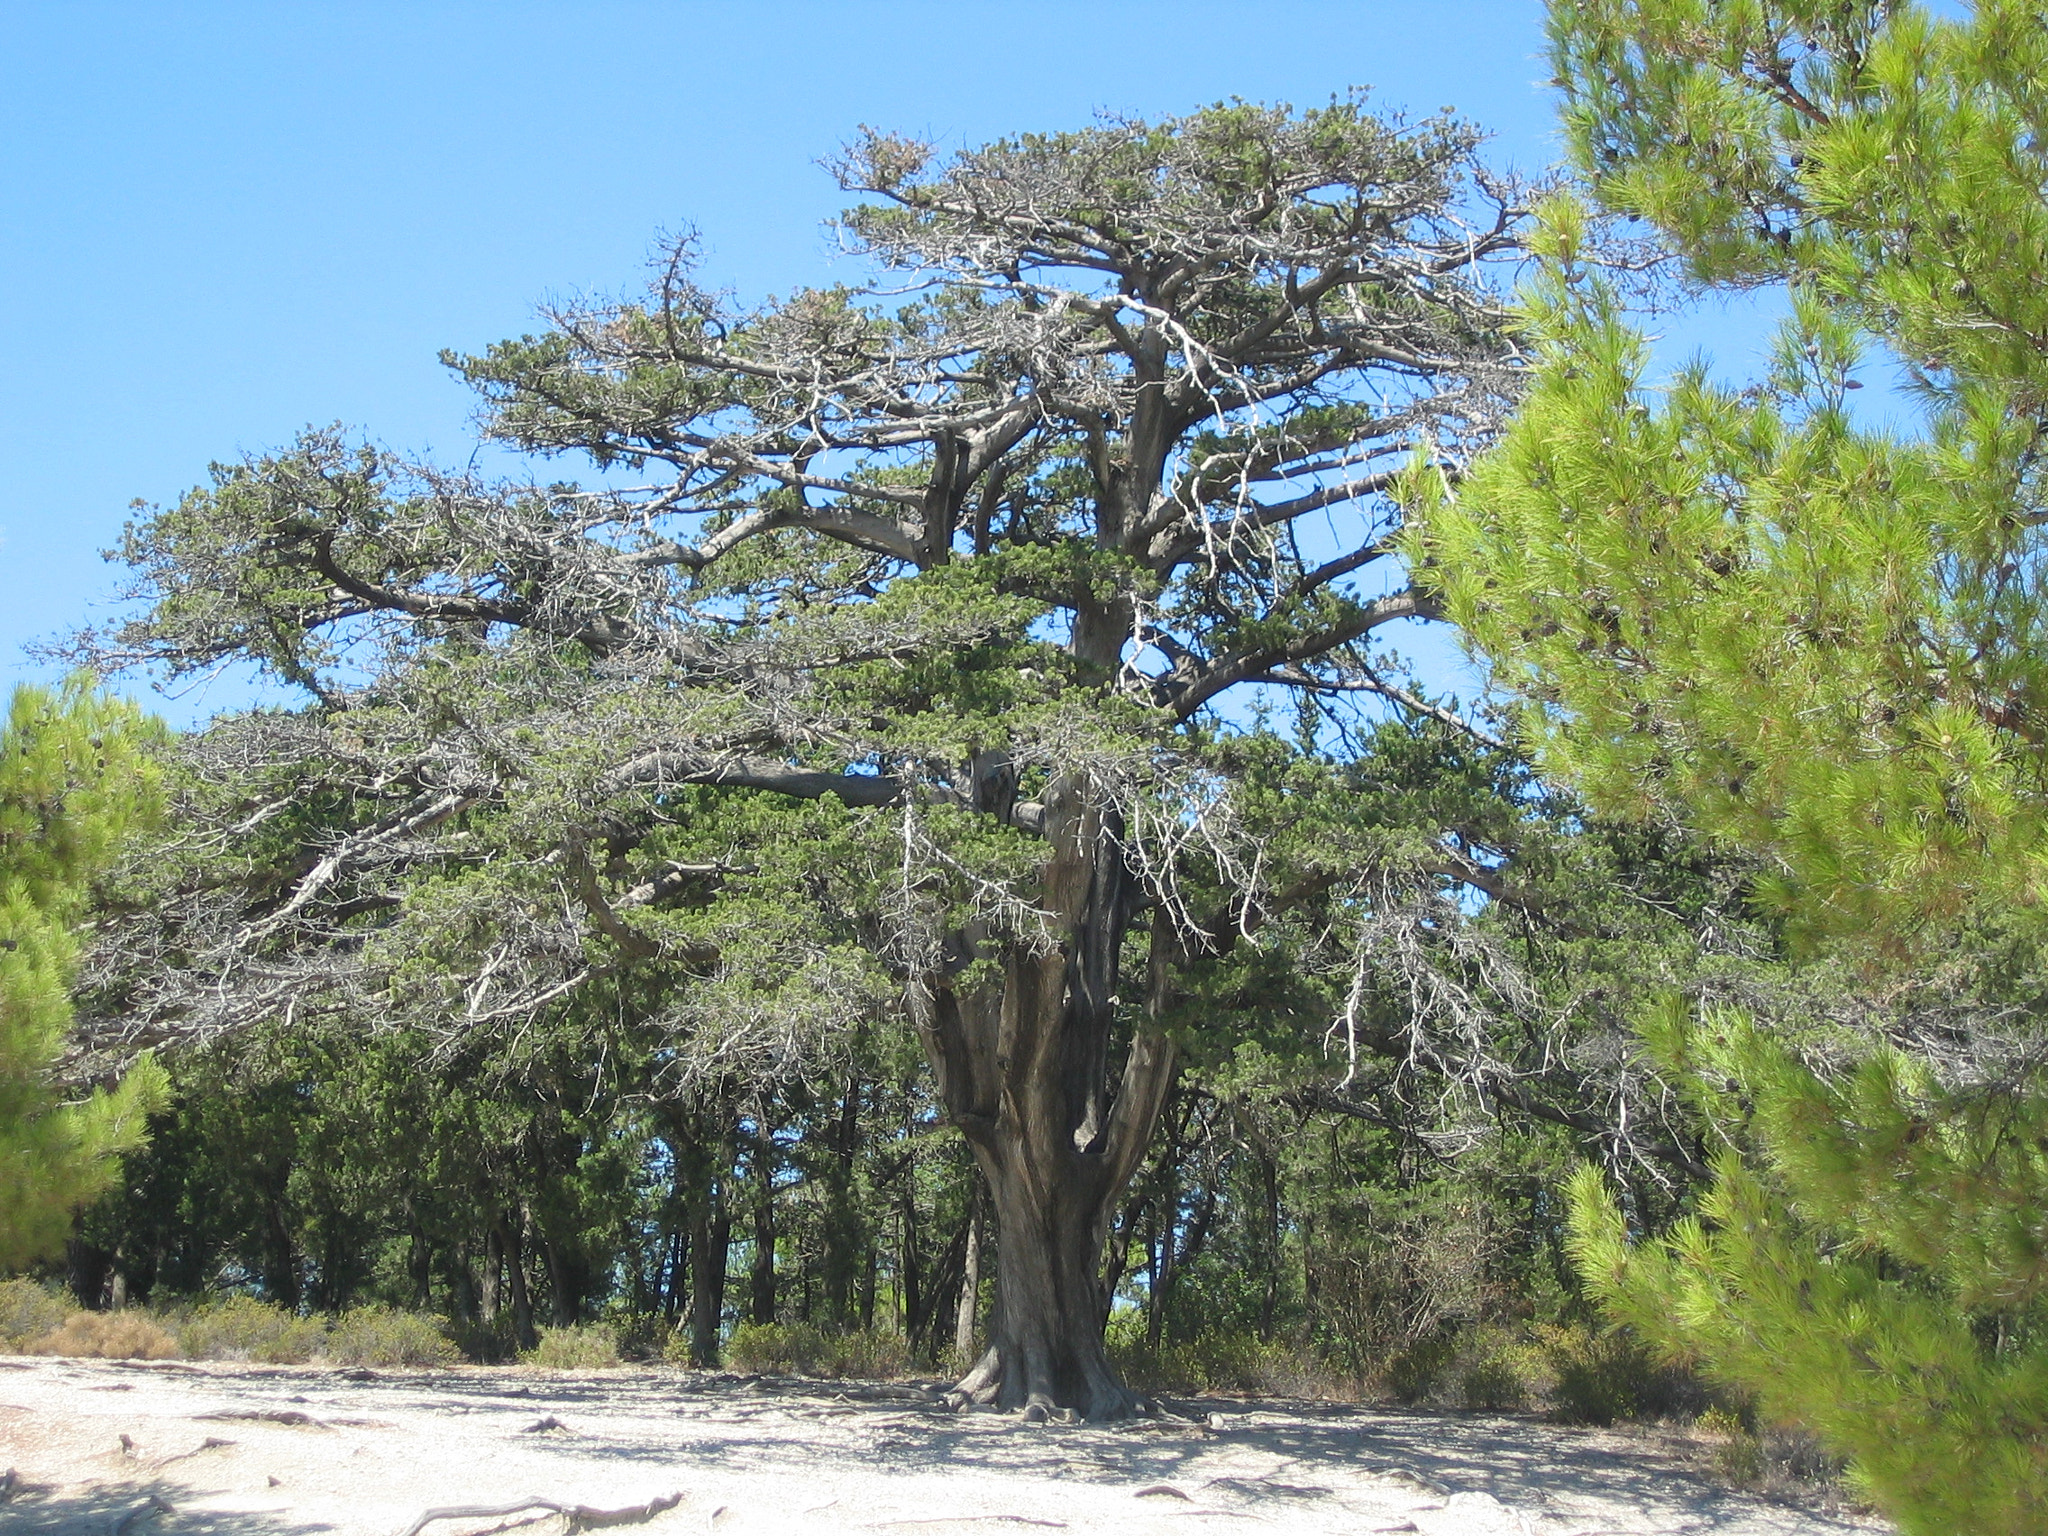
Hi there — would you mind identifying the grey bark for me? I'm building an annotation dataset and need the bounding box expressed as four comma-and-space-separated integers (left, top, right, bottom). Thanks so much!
955, 1192, 982, 1366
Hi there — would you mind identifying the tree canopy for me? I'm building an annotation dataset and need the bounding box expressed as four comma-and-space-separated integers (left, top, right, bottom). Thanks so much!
89, 97, 1544, 1417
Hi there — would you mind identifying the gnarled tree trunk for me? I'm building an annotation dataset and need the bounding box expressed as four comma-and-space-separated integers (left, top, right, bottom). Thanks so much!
922, 781, 1181, 1419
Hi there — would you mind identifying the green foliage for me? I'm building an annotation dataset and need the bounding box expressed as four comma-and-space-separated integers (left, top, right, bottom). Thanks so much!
175, 1296, 326, 1364
1411, 2, 2048, 1528
1535, 1319, 1686, 1426
1383, 1329, 1460, 1405
525, 1323, 622, 1369
1107, 1329, 1344, 1400
0, 1277, 72, 1349
0, 677, 168, 1270
722, 1321, 912, 1379
1420, 0, 2048, 954
325, 1305, 458, 1367
1567, 1013, 2048, 1527
1456, 1328, 1535, 1412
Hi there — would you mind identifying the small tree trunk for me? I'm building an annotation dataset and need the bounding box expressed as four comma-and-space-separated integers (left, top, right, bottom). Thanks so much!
504, 1207, 536, 1351
954, 1193, 983, 1366
406, 1200, 433, 1312
482, 1225, 504, 1323
689, 1183, 730, 1366
662, 1228, 689, 1320
748, 1119, 776, 1326
451, 1241, 480, 1324
897, 1180, 922, 1338
542, 1232, 578, 1328
823, 1074, 862, 1329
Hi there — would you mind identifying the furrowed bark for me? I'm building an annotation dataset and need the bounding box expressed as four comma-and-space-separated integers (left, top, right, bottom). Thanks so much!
918, 785, 1183, 1419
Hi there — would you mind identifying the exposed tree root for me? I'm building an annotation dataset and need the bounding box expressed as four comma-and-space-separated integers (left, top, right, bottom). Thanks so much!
394, 1490, 683, 1536
941, 1342, 1150, 1423
197, 1409, 329, 1429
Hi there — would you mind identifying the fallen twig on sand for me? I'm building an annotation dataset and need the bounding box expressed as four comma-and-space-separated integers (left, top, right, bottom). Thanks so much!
151, 1436, 236, 1469
394, 1490, 683, 1536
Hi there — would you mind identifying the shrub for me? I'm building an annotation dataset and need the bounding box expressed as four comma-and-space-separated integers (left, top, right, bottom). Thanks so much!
525, 1323, 621, 1369
177, 1296, 325, 1363
1106, 1320, 1345, 1399
825, 1327, 912, 1380
27, 1310, 179, 1359
325, 1306, 457, 1367
1458, 1329, 1538, 1412
1536, 1321, 1702, 1425
609, 1313, 677, 1364
727, 1320, 824, 1374
445, 1316, 519, 1365
1699, 1405, 1765, 1482
1384, 1330, 1460, 1405
0, 1278, 73, 1349
724, 1321, 913, 1379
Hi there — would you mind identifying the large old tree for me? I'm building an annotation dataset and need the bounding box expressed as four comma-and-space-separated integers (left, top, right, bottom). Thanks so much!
98, 99, 1522, 1416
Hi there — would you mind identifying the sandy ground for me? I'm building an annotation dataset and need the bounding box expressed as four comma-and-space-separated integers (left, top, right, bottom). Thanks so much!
0, 1357, 1886, 1536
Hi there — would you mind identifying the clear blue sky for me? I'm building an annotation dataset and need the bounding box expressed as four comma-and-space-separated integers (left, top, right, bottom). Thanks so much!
0, 2, 1593, 722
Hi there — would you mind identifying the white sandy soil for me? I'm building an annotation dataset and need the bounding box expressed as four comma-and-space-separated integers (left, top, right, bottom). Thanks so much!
0, 1357, 1887, 1536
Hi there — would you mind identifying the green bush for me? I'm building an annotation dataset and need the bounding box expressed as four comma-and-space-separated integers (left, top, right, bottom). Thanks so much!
609, 1313, 677, 1363
177, 1296, 325, 1363
727, 1320, 825, 1374
1384, 1330, 1460, 1405
826, 1327, 912, 1380
1537, 1321, 1698, 1425
723, 1321, 913, 1379
325, 1305, 457, 1367
1458, 1329, 1538, 1412
1106, 1319, 1344, 1399
445, 1316, 519, 1365
0, 1278, 73, 1349
525, 1323, 621, 1369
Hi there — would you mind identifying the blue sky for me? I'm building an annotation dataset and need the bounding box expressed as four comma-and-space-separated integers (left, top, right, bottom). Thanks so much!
0, 0, 1752, 724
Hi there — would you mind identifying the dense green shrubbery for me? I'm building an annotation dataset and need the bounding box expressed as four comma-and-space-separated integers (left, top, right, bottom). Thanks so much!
0, 1278, 71, 1349
1107, 1324, 1349, 1400
718, 1322, 913, 1379
525, 1323, 622, 1369
175, 1295, 325, 1363
325, 1305, 458, 1367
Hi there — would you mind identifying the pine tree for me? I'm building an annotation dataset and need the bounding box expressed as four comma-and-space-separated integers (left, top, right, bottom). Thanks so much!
0, 677, 168, 1272
1411, 2, 2048, 1528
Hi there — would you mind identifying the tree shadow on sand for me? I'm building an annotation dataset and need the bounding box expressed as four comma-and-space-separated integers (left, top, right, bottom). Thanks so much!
1, 1477, 331, 1536
457, 1375, 1871, 1534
